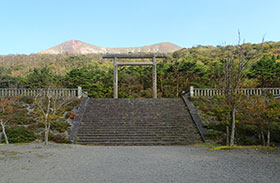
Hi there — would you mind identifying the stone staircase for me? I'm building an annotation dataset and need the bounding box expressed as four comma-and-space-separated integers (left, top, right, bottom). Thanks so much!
76, 98, 202, 145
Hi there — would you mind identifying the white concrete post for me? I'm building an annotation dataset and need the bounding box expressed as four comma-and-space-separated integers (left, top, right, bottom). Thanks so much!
78, 86, 82, 98
190, 86, 194, 97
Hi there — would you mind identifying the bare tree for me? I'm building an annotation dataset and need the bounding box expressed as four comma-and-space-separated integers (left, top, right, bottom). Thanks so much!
0, 119, 9, 144
221, 32, 263, 146
35, 89, 74, 145
0, 97, 16, 144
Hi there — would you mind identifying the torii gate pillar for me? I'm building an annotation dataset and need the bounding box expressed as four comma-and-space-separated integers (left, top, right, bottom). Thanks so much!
113, 56, 118, 98
152, 56, 157, 98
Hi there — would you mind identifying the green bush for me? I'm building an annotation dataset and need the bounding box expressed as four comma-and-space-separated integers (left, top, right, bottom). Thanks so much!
237, 124, 256, 137
206, 130, 225, 142
45, 133, 70, 143
236, 135, 258, 145
51, 120, 71, 133
6, 127, 36, 143
27, 123, 41, 131
207, 121, 228, 131
8, 110, 36, 125
270, 123, 280, 144
63, 100, 79, 111
18, 96, 34, 104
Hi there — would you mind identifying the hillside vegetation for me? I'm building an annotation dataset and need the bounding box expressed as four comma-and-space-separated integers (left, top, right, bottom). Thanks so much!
0, 41, 280, 98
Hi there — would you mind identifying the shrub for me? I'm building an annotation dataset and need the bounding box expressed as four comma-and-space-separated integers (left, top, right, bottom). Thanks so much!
44, 133, 70, 143
5, 127, 36, 143
63, 100, 79, 111
206, 130, 225, 143
50, 134, 70, 143
207, 121, 228, 131
18, 96, 34, 104
51, 120, 71, 133
27, 123, 41, 131
69, 112, 76, 119
236, 135, 258, 145
8, 110, 36, 125
271, 123, 280, 143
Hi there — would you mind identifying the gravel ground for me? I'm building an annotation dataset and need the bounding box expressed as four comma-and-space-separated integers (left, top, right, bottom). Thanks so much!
0, 143, 279, 183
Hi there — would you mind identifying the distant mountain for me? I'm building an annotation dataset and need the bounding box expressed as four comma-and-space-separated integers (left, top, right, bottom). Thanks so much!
38, 40, 182, 54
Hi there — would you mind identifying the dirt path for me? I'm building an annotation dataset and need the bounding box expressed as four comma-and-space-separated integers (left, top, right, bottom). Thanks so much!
0, 143, 279, 183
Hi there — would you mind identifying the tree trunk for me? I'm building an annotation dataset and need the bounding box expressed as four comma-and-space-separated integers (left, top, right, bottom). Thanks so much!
160, 78, 164, 96
44, 113, 49, 145
257, 126, 261, 141
44, 95, 51, 145
176, 78, 179, 97
0, 120, 9, 144
267, 129, 270, 147
226, 125, 230, 146
259, 126, 266, 146
267, 121, 271, 146
229, 106, 236, 146
45, 126, 48, 145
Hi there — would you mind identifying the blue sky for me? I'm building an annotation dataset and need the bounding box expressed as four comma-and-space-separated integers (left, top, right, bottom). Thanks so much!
0, 0, 279, 55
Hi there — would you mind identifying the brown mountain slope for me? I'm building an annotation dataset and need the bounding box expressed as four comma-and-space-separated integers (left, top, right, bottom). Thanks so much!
38, 40, 182, 54
39, 40, 107, 54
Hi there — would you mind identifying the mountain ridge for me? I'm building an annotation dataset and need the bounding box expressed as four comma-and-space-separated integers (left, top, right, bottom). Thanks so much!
38, 40, 182, 54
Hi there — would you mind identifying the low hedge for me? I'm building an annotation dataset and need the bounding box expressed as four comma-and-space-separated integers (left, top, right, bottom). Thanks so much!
5, 127, 36, 143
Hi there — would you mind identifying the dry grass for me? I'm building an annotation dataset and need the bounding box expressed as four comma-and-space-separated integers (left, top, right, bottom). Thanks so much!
209, 145, 277, 151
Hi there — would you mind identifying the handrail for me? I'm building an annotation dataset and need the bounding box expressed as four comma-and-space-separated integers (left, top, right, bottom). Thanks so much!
189, 86, 280, 97
0, 87, 87, 98
181, 93, 206, 142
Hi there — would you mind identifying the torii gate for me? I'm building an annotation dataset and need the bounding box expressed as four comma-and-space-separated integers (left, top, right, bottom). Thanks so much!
102, 54, 167, 98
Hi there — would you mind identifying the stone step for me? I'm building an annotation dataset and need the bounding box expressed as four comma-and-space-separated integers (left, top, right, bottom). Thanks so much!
78, 127, 192, 131
84, 116, 188, 118
80, 121, 189, 124
77, 141, 194, 146
77, 138, 197, 143
77, 133, 194, 137
77, 132, 194, 136
77, 128, 193, 132
77, 134, 193, 138
77, 131, 195, 136
78, 130, 193, 133
79, 123, 190, 127
77, 136, 191, 140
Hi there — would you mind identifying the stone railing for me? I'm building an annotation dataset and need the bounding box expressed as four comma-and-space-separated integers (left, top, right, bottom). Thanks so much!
181, 94, 206, 142
0, 87, 88, 98
189, 86, 280, 97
